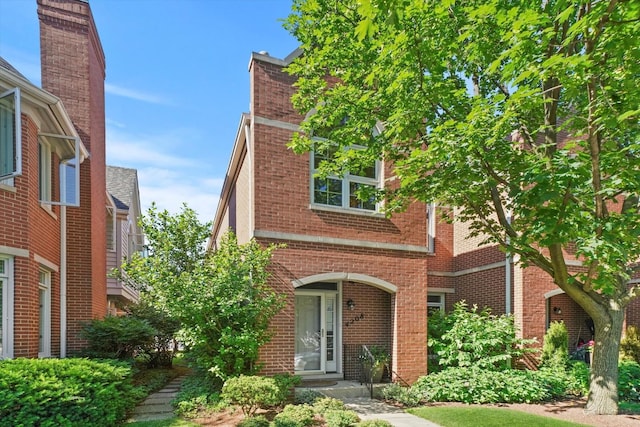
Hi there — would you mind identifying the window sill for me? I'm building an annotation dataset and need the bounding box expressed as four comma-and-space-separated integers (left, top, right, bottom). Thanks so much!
0, 183, 16, 193
309, 203, 386, 218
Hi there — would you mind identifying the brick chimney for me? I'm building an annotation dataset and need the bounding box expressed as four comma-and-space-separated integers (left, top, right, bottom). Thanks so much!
38, 0, 107, 353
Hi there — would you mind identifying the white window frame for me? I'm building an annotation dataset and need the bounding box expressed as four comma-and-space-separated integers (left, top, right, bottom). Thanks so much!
39, 133, 81, 207
427, 293, 445, 315
0, 87, 21, 181
39, 140, 52, 204
38, 268, 51, 358
0, 256, 15, 359
310, 143, 380, 212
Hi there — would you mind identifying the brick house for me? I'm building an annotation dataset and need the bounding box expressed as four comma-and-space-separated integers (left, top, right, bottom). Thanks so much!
106, 165, 142, 315
0, 0, 109, 358
210, 48, 640, 382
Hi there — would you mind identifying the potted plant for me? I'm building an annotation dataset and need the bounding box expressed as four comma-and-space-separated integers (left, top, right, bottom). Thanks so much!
360, 345, 390, 383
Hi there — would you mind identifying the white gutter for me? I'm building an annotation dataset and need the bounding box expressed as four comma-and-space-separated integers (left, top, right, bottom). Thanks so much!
60, 205, 67, 357
244, 123, 253, 235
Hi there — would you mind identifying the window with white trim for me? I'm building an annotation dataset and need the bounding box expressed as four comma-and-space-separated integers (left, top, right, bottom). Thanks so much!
427, 293, 445, 315
38, 269, 51, 358
0, 88, 21, 181
0, 257, 14, 359
311, 144, 379, 212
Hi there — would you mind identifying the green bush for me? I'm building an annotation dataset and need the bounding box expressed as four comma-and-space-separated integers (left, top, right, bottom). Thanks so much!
541, 321, 569, 369
619, 360, 640, 402
411, 366, 560, 404
356, 420, 393, 427
273, 404, 315, 426
126, 301, 181, 368
380, 383, 423, 407
323, 409, 360, 427
221, 375, 281, 416
174, 373, 224, 417
433, 302, 536, 371
294, 388, 323, 405
273, 373, 302, 402
237, 415, 270, 427
565, 360, 590, 396
312, 396, 346, 414
0, 358, 145, 427
621, 326, 640, 364
79, 315, 156, 360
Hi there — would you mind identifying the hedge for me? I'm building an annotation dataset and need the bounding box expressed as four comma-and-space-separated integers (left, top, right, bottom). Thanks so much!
0, 358, 145, 427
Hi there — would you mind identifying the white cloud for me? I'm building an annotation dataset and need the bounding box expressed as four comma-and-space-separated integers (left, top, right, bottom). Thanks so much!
106, 125, 223, 224
105, 83, 170, 105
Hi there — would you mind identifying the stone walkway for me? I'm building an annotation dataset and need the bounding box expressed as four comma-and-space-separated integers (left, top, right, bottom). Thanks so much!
343, 397, 441, 427
127, 375, 186, 423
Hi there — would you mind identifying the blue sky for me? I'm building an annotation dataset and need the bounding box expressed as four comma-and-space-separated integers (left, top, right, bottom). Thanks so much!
0, 0, 299, 222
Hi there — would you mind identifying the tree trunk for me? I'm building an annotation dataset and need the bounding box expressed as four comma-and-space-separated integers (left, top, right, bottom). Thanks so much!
585, 307, 624, 415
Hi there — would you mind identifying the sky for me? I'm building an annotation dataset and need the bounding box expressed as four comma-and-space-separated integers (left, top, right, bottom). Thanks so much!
0, 0, 299, 223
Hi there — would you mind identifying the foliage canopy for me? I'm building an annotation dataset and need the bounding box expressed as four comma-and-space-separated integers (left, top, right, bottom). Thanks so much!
285, 0, 639, 414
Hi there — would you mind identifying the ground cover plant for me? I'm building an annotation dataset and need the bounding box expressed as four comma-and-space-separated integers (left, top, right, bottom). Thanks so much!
0, 358, 145, 427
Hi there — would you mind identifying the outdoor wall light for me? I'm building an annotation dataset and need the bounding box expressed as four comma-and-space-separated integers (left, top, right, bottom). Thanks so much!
346, 299, 356, 310
553, 307, 562, 315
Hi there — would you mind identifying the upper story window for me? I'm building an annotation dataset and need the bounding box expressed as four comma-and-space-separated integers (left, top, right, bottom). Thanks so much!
0, 88, 21, 182
428, 293, 445, 315
311, 144, 380, 212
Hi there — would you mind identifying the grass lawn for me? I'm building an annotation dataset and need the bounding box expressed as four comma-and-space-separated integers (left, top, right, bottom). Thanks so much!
126, 417, 200, 427
408, 406, 590, 427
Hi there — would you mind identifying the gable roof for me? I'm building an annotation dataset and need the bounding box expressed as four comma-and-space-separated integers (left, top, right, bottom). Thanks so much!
0, 56, 29, 81
106, 165, 138, 210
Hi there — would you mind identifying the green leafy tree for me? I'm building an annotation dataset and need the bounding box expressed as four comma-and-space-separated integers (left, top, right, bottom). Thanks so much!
120, 204, 285, 383
433, 301, 535, 371
285, 0, 640, 414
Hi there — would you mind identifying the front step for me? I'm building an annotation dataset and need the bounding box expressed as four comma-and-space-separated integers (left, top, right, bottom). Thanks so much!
296, 381, 388, 399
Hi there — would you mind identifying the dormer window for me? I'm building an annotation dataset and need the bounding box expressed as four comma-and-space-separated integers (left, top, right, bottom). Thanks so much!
311, 144, 379, 212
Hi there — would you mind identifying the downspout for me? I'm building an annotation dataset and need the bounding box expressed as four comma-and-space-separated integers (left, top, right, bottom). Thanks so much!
505, 213, 512, 315
60, 205, 67, 358
244, 123, 253, 236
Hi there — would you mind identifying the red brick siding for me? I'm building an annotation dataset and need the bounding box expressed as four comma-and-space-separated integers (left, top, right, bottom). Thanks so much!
257, 240, 428, 383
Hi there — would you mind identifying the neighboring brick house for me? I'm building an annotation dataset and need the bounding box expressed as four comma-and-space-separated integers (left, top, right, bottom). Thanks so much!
0, 0, 109, 358
210, 48, 640, 382
106, 165, 142, 315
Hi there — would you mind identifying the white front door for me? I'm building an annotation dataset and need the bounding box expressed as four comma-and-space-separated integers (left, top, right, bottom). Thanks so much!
295, 291, 338, 373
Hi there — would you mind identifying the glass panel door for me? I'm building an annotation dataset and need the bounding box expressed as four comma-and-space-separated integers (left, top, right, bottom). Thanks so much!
295, 295, 322, 371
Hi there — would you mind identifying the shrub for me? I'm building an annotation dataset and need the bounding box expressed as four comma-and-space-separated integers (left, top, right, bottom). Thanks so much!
619, 360, 640, 402
380, 383, 423, 407
0, 358, 145, 427
356, 420, 393, 427
174, 373, 224, 417
323, 409, 361, 427
621, 326, 640, 364
273, 373, 302, 402
237, 415, 270, 427
312, 396, 346, 414
411, 366, 559, 404
273, 404, 315, 426
540, 321, 569, 369
221, 375, 281, 416
294, 388, 323, 405
126, 301, 181, 368
79, 315, 156, 360
434, 302, 536, 371
565, 360, 590, 396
